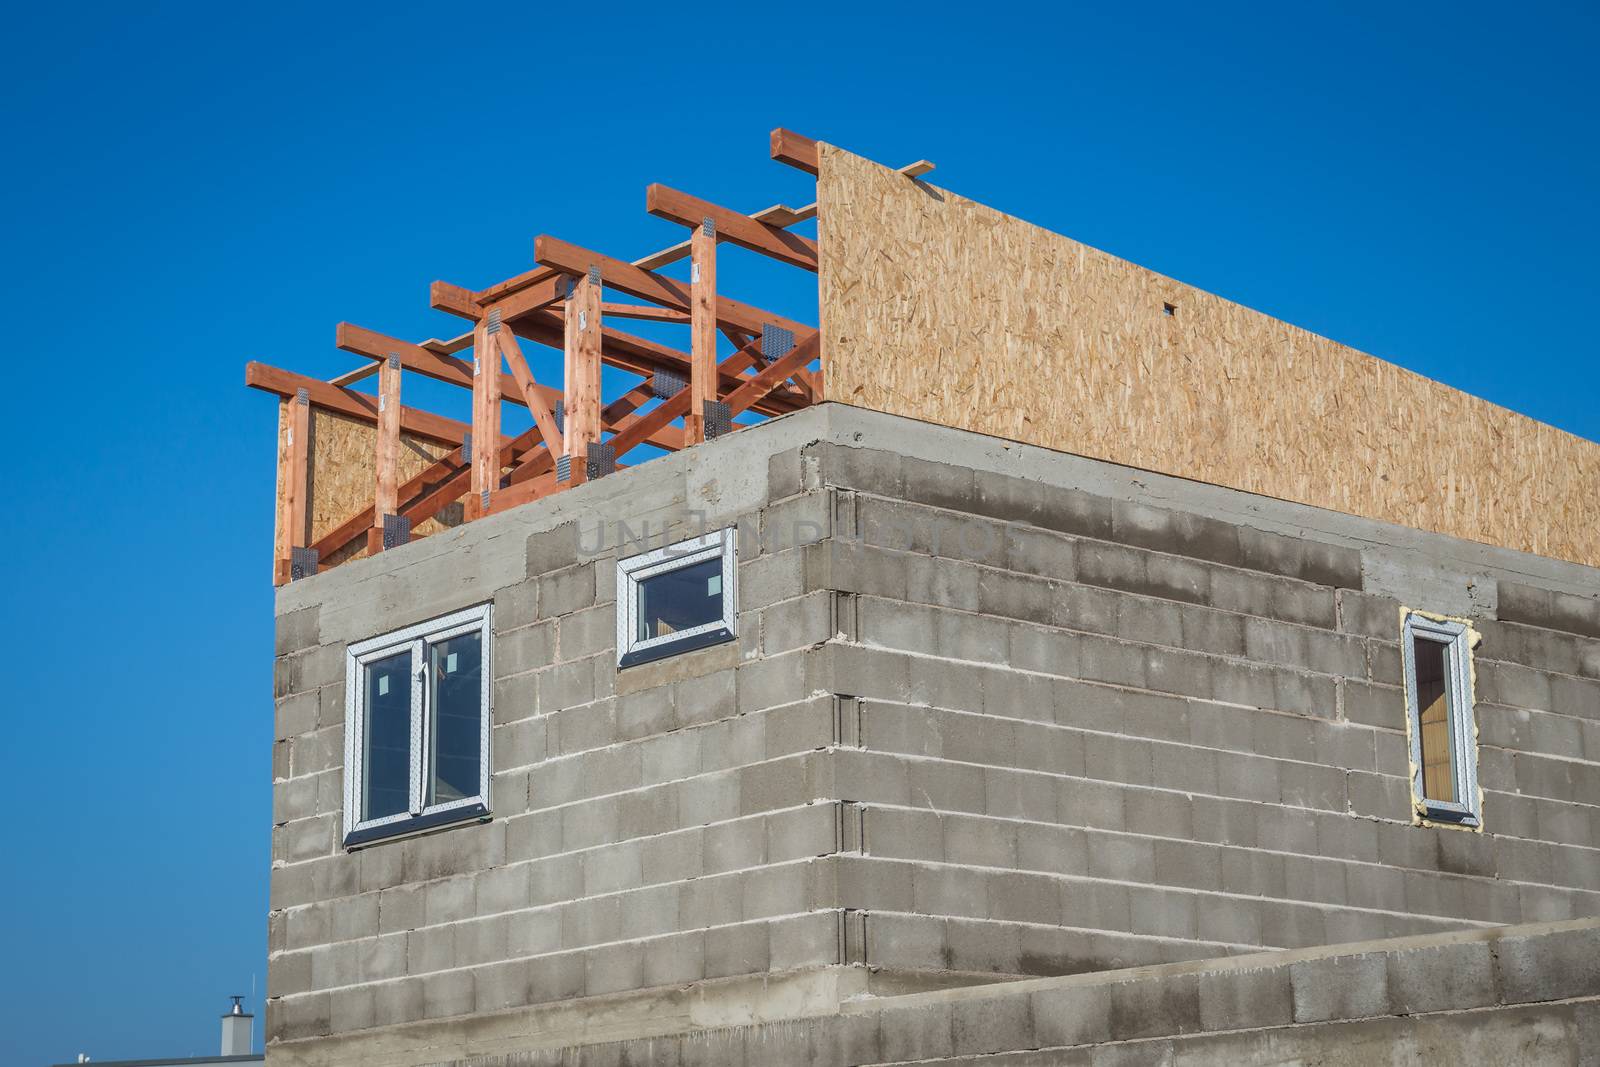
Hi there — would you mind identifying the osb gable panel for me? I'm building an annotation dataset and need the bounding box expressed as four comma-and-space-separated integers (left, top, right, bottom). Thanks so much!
816, 143, 1600, 569
275, 408, 459, 570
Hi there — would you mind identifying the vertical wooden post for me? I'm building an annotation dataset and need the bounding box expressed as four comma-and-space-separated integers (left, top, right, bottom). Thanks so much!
686, 218, 717, 444
368, 353, 402, 553
277, 387, 312, 583
471, 315, 501, 514
563, 269, 602, 483
273, 399, 291, 584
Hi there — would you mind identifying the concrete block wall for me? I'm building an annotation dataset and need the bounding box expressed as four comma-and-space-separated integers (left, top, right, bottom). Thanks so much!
797, 430, 1600, 981
456, 917, 1600, 1066
266, 416, 865, 1064
265, 403, 1600, 1063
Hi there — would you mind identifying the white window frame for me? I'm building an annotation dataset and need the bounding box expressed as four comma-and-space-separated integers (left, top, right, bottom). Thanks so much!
616, 527, 738, 668
1400, 611, 1481, 828
342, 603, 493, 847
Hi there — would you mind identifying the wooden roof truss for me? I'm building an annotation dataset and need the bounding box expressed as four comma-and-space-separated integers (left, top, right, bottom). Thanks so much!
250, 129, 926, 584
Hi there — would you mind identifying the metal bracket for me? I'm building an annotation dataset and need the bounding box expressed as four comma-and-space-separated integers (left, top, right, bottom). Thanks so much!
762, 324, 794, 360
704, 400, 732, 439
486, 307, 502, 334
386, 352, 400, 370
382, 513, 411, 550
587, 441, 616, 479
555, 454, 572, 483
481, 490, 491, 514
650, 370, 686, 398
289, 546, 319, 581
701, 216, 716, 238
553, 400, 565, 433
588, 265, 602, 287
461, 432, 472, 465
295, 387, 309, 406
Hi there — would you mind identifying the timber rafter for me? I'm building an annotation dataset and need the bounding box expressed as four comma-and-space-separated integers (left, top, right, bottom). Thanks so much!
248, 128, 932, 584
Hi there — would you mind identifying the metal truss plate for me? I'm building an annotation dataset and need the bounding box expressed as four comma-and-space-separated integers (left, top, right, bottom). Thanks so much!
290, 546, 319, 581
587, 441, 616, 479
704, 400, 732, 440
382, 513, 411, 550
651, 370, 686, 398
762, 324, 794, 360
556, 454, 572, 483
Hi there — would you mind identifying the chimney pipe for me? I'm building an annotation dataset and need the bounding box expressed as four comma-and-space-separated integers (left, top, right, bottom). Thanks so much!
220, 996, 253, 1056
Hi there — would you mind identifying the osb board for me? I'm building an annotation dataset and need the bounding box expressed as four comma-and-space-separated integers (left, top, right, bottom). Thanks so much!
274, 407, 459, 570
816, 144, 1600, 569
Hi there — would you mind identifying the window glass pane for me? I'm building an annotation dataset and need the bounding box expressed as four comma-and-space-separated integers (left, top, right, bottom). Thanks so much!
363, 651, 413, 820
1412, 634, 1457, 803
428, 631, 483, 806
637, 557, 723, 641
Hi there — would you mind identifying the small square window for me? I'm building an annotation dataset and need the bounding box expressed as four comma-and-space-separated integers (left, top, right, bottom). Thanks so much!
343, 604, 492, 847
1401, 611, 1480, 827
617, 528, 737, 668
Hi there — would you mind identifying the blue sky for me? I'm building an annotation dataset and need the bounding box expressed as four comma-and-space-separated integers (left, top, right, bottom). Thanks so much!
2, 2, 1596, 1062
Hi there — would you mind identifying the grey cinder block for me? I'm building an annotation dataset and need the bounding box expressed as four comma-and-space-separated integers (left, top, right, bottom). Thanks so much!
1196, 963, 1294, 1031
1108, 972, 1201, 1040
1291, 951, 1390, 1022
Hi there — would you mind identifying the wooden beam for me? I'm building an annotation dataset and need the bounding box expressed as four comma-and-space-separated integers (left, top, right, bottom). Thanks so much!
563, 270, 603, 473
508, 308, 806, 415
599, 302, 691, 324
496, 328, 564, 457
337, 321, 694, 447
273, 399, 291, 584
420, 332, 476, 355
535, 235, 813, 340
329, 363, 378, 388
337, 321, 565, 417
368, 354, 402, 553
246, 362, 470, 446
502, 380, 646, 488
483, 469, 560, 516
687, 220, 717, 444
605, 382, 693, 464
483, 274, 567, 323
462, 200, 818, 309
493, 342, 816, 516
430, 280, 479, 319
407, 426, 547, 530
770, 128, 819, 175
647, 184, 819, 271
311, 424, 551, 563
278, 390, 311, 584
310, 452, 462, 562
723, 332, 821, 416
475, 266, 554, 306
602, 337, 796, 466
438, 151, 928, 332
471, 319, 502, 511
730, 329, 816, 402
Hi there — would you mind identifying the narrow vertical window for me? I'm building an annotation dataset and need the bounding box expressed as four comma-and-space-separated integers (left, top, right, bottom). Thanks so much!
1401, 611, 1480, 827
344, 604, 492, 846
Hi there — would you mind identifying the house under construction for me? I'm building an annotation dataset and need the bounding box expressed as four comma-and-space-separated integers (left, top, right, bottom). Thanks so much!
259, 130, 1600, 1066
